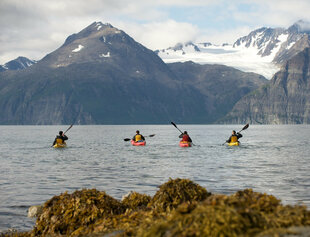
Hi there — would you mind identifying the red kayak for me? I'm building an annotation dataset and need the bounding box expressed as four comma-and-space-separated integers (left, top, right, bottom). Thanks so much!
131, 140, 146, 146
179, 141, 192, 147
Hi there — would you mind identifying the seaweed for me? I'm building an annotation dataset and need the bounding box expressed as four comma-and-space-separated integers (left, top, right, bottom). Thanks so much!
148, 178, 211, 212
32, 189, 125, 236
5, 179, 310, 237
121, 192, 151, 211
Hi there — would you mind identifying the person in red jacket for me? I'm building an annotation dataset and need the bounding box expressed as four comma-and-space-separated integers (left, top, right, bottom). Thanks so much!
179, 131, 192, 142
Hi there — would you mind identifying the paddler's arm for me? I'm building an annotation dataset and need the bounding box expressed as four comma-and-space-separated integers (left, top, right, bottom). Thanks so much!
62, 135, 68, 141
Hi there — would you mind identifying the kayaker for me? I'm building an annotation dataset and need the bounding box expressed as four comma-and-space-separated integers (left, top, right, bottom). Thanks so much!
52, 131, 68, 146
226, 130, 242, 143
179, 131, 192, 143
132, 130, 145, 142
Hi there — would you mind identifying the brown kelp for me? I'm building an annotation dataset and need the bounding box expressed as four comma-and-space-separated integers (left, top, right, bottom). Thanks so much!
32, 189, 125, 236
4, 178, 310, 237
148, 178, 211, 212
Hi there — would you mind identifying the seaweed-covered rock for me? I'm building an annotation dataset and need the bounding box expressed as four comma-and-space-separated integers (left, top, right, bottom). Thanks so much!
8, 179, 310, 237
140, 191, 310, 237
32, 189, 125, 236
122, 192, 151, 211
148, 178, 211, 212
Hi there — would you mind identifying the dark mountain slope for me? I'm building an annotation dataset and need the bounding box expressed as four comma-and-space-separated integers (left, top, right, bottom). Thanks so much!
168, 62, 267, 122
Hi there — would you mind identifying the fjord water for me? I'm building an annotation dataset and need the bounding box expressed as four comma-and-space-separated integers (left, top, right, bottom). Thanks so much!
0, 125, 309, 231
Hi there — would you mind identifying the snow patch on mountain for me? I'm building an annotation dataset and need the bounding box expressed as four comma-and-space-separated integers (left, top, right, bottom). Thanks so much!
99, 52, 110, 58
158, 21, 310, 79
72, 45, 84, 52
158, 43, 280, 79
96, 22, 103, 30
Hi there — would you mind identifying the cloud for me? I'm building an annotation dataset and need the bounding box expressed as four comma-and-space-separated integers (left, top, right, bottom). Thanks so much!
116, 20, 200, 49
1, 0, 310, 63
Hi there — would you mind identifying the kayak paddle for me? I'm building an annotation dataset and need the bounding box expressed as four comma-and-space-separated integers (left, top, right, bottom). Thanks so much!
171, 121, 194, 145
124, 134, 155, 141
222, 123, 249, 145
171, 122, 183, 134
64, 124, 73, 135
238, 123, 249, 133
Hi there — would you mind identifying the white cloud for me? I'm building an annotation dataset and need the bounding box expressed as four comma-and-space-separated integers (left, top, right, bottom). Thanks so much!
116, 20, 200, 49
1, 0, 310, 64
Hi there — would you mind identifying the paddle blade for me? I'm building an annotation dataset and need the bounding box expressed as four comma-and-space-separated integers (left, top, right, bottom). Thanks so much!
148, 134, 155, 137
242, 123, 249, 131
171, 121, 177, 128
124, 138, 131, 141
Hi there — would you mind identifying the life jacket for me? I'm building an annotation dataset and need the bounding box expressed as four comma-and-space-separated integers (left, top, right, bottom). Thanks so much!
135, 134, 142, 142
230, 135, 238, 143
56, 137, 65, 144
182, 134, 190, 142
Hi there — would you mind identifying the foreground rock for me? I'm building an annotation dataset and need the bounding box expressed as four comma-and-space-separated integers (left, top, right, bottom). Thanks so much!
4, 178, 310, 236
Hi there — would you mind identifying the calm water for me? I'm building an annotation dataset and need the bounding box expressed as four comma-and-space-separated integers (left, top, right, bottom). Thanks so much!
0, 125, 310, 232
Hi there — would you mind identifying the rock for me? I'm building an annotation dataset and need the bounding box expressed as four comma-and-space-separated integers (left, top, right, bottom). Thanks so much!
28, 205, 43, 218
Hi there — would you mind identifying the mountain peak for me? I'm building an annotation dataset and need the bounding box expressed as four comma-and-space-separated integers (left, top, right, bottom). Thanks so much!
1, 56, 35, 71
40, 21, 135, 68
288, 20, 310, 34
63, 22, 120, 46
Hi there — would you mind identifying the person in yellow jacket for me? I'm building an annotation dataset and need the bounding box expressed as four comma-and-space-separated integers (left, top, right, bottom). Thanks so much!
226, 130, 242, 143
132, 130, 145, 142
52, 131, 68, 146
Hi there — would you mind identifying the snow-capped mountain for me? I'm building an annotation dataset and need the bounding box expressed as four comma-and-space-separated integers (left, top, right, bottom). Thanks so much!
157, 20, 310, 79
0, 56, 36, 71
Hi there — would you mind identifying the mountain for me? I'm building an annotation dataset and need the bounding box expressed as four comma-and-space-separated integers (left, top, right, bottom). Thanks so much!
221, 47, 310, 124
167, 62, 267, 122
0, 57, 36, 71
156, 20, 310, 79
0, 22, 266, 125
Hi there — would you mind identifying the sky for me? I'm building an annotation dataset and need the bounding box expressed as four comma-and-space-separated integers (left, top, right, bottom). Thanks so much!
1, 0, 310, 64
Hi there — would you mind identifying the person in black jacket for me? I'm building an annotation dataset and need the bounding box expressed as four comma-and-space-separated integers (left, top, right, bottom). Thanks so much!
226, 130, 242, 143
52, 131, 68, 146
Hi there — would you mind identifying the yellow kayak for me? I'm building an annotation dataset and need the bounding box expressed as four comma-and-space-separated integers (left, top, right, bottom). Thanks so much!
228, 141, 239, 146
53, 143, 67, 148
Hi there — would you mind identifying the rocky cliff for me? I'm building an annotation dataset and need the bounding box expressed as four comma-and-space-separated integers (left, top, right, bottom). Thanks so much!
222, 47, 310, 124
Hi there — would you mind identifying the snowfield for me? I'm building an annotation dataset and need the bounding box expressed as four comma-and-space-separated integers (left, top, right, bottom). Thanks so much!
158, 44, 280, 79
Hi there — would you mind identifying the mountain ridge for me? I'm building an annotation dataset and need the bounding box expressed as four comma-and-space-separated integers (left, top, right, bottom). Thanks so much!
156, 20, 310, 79
0, 22, 267, 125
